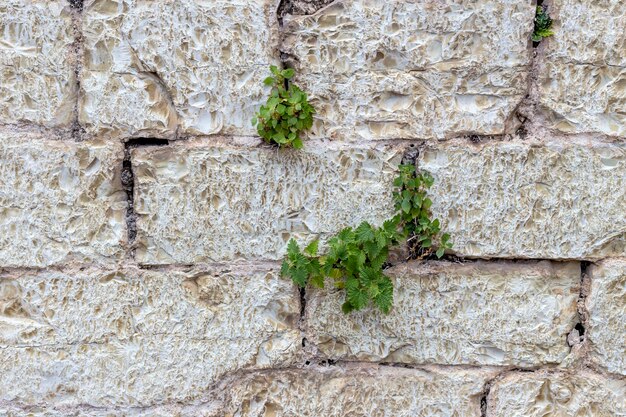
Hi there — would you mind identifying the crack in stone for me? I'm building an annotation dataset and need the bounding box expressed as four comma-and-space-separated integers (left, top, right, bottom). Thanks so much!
122, 138, 169, 252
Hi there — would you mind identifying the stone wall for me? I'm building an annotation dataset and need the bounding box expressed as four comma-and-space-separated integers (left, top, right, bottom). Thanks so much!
0, 0, 624, 416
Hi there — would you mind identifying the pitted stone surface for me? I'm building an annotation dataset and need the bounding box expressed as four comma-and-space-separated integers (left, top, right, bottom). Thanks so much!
282, 0, 534, 140
0, 1, 76, 127
306, 261, 579, 366
488, 371, 626, 416
80, 0, 280, 138
132, 141, 402, 265
418, 140, 626, 259
0, 266, 300, 408
0, 132, 126, 267
538, 0, 626, 136
586, 259, 626, 376
219, 366, 497, 417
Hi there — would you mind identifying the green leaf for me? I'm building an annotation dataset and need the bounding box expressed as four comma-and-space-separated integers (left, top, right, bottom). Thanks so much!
355, 222, 375, 242
263, 77, 275, 86
436, 247, 445, 258
373, 276, 393, 314
304, 239, 319, 256
282, 68, 295, 79
401, 199, 411, 213
293, 138, 304, 149
347, 285, 368, 310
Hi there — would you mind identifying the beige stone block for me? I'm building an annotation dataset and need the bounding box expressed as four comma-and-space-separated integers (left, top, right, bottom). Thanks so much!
419, 141, 626, 259
282, 0, 534, 140
538, 0, 626, 136
586, 259, 626, 376
219, 366, 498, 417
488, 371, 626, 416
0, 132, 126, 267
306, 260, 579, 366
0, 265, 300, 408
80, 0, 280, 138
0, 1, 76, 127
132, 141, 402, 264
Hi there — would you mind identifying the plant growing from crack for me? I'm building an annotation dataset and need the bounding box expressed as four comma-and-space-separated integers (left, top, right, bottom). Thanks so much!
532, 5, 555, 42
252, 66, 315, 149
281, 163, 452, 314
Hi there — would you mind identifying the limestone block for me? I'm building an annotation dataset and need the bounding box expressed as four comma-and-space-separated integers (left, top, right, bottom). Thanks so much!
132, 141, 402, 264
419, 140, 626, 259
538, 0, 626, 136
0, 1, 76, 126
282, 0, 534, 140
488, 371, 626, 416
306, 261, 579, 366
219, 366, 498, 417
0, 266, 300, 408
0, 132, 126, 267
80, 0, 280, 138
586, 259, 626, 376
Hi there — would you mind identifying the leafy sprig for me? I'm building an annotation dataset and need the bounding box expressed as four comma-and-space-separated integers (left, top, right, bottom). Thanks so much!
282, 219, 402, 314
532, 6, 554, 42
252, 66, 315, 149
393, 164, 452, 259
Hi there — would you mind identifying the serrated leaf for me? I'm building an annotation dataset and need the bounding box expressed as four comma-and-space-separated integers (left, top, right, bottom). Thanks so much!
304, 239, 319, 256
355, 222, 375, 242
373, 277, 393, 314
347, 285, 368, 310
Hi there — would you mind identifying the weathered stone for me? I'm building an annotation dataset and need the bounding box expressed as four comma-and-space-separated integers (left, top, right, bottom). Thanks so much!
586, 259, 626, 376
0, 265, 300, 408
488, 371, 626, 416
80, 0, 280, 138
132, 141, 402, 264
0, 131, 126, 267
0, 1, 76, 127
219, 366, 497, 417
419, 140, 626, 259
538, 0, 626, 136
306, 261, 579, 366
282, 0, 534, 140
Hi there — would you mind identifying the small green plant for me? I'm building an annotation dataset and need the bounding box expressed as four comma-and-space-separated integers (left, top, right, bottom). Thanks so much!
282, 219, 402, 314
532, 5, 554, 42
252, 66, 315, 149
281, 163, 452, 314
393, 164, 451, 259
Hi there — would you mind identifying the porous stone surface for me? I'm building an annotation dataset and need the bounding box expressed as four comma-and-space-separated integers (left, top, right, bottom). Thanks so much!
132, 141, 402, 265
586, 259, 626, 376
306, 260, 579, 366
537, 0, 626, 136
0, 132, 126, 267
218, 366, 498, 416
282, 0, 535, 140
80, 0, 280, 138
419, 140, 626, 259
0, 265, 300, 408
0, 1, 76, 127
488, 371, 626, 416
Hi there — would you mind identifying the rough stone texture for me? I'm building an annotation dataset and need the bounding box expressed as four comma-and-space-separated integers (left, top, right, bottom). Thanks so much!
132, 141, 402, 265
586, 259, 626, 376
488, 371, 626, 416
419, 140, 626, 259
0, 265, 300, 408
0, 131, 126, 267
219, 366, 498, 417
306, 261, 579, 366
0, 1, 76, 127
538, 0, 626, 136
282, 0, 534, 140
80, 0, 280, 139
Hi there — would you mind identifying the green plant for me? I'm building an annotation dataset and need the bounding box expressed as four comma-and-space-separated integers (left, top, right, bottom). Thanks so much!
532, 6, 554, 42
282, 219, 402, 314
393, 164, 452, 259
252, 66, 315, 149
281, 163, 453, 314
